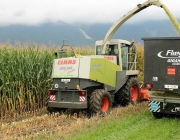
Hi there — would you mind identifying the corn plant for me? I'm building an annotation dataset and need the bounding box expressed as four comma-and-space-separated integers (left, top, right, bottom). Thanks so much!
136, 44, 144, 82
0, 46, 55, 119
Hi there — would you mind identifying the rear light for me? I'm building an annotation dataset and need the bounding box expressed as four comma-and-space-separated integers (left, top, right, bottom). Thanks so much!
145, 83, 153, 89
148, 97, 153, 100
48, 90, 55, 95
78, 91, 86, 96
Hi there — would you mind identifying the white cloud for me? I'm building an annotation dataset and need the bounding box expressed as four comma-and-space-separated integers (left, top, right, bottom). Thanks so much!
79, 28, 93, 40
0, 0, 179, 26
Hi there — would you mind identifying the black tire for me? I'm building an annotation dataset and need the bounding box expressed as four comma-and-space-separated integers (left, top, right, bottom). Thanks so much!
89, 89, 111, 115
152, 112, 163, 119
115, 77, 140, 106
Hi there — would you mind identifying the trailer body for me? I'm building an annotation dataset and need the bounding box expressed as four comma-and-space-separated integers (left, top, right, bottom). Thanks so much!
142, 37, 180, 118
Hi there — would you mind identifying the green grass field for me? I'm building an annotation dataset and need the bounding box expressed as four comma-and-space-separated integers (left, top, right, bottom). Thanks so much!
65, 104, 180, 140
68, 111, 180, 140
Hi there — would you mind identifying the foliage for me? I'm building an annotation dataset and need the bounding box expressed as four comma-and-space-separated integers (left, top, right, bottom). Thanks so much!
136, 44, 144, 82
0, 44, 55, 119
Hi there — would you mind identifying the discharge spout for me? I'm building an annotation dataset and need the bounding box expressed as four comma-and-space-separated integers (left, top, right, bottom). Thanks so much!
101, 0, 164, 54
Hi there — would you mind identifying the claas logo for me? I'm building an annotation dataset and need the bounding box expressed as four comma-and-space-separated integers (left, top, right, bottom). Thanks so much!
57, 60, 76, 65
104, 56, 114, 60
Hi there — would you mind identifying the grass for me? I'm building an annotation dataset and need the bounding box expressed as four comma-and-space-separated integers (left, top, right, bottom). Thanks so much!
70, 112, 180, 140
1, 102, 180, 140
68, 104, 180, 140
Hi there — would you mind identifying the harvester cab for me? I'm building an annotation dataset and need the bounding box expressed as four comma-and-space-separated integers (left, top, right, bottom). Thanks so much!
95, 39, 137, 70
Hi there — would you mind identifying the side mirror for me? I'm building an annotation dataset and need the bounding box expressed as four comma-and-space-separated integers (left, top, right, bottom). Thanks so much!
54, 52, 58, 58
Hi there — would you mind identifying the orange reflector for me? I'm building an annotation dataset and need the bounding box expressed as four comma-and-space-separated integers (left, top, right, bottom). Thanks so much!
167, 66, 175, 75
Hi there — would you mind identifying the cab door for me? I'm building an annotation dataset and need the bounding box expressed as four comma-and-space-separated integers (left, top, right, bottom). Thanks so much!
121, 43, 130, 70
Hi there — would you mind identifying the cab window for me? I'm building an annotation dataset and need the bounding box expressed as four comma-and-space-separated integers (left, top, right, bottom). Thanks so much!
96, 45, 102, 55
107, 44, 119, 55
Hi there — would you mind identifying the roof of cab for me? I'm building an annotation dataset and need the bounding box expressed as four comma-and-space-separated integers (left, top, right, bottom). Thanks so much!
95, 39, 131, 45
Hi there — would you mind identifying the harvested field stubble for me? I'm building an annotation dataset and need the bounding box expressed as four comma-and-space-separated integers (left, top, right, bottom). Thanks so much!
0, 103, 148, 140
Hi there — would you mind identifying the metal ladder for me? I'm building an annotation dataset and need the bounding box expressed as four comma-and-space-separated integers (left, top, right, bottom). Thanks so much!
126, 53, 137, 70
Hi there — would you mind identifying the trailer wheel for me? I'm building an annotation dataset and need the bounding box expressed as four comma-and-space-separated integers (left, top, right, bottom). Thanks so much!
152, 112, 163, 119
115, 77, 140, 106
89, 89, 111, 115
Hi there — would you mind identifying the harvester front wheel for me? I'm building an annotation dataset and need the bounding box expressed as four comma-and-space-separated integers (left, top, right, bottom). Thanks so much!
116, 77, 140, 106
129, 77, 140, 104
89, 89, 111, 116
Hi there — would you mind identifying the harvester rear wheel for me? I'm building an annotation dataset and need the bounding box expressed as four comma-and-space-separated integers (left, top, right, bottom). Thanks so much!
152, 112, 163, 119
115, 77, 140, 106
89, 89, 111, 116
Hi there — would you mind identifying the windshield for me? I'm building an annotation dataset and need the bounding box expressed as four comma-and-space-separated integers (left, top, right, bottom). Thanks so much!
106, 44, 118, 55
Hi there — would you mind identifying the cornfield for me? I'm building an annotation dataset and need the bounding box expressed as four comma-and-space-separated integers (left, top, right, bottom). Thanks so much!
0, 42, 143, 122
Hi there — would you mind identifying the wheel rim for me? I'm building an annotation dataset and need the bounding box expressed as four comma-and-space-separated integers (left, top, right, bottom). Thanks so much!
130, 85, 138, 101
101, 97, 109, 112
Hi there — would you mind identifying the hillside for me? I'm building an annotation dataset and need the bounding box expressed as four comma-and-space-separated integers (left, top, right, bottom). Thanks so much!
0, 20, 178, 46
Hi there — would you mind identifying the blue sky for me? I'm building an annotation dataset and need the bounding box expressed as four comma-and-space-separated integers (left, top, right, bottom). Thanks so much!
0, 0, 179, 26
